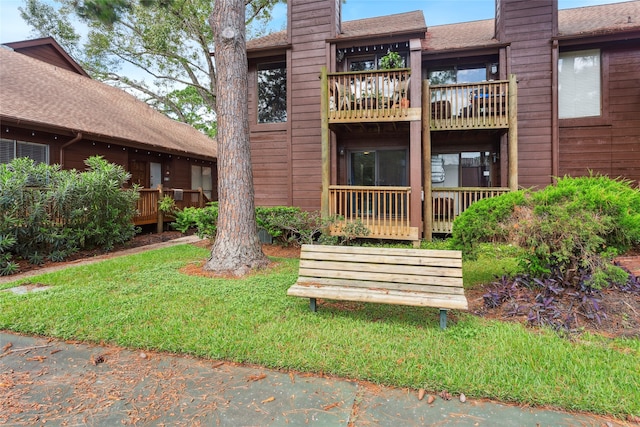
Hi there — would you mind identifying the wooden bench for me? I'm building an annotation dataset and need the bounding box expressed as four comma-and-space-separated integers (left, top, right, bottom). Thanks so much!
287, 245, 467, 329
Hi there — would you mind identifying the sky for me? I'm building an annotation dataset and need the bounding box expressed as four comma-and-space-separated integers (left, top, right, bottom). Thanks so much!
0, 0, 633, 44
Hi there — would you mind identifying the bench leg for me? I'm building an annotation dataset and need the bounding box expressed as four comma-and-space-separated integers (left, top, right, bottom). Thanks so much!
439, 309, 448, 329
310, 298, 317, 312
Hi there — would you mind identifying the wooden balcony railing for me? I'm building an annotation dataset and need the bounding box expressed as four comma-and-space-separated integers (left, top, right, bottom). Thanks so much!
135, 185, 208, 230
429, 80, 510, 130
329, 185, 418, 240
431, 187, 511, 234
327, 69, 414, 122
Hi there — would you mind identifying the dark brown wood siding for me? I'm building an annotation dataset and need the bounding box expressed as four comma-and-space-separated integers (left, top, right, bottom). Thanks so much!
503, 0, 555, 189
559, 47, 640, 186
290, 0, 332, 210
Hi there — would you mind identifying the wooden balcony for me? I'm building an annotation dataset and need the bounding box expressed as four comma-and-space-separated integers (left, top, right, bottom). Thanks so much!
325, 69, 420, 123
134, 185, 208, 231
329, 185, 419, 241
428, 80, 512, 130
430, 187, 511, 234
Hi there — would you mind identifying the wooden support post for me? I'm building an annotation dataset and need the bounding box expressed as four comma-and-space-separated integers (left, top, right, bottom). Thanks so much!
320, 67, 330, 219
310, 298, 317, 312
422, 79, 433, 241
439, 309, 448, 329
508, 74, 518, 191
156, 184, 164, 234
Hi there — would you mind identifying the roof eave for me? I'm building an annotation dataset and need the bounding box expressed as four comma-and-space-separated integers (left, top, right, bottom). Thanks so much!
1, 115, 217, 161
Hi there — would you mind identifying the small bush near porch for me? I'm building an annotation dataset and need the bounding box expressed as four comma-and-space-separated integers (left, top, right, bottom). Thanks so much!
0, 242, 638, 419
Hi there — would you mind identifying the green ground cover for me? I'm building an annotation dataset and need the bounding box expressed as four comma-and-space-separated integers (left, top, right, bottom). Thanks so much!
1, 244, 638, 418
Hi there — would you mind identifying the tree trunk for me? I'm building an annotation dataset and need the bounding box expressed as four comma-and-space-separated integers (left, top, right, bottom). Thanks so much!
204, 0, 269, 276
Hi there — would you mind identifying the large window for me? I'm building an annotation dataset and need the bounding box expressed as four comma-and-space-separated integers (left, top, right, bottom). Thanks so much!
1, 139, 49, 164
559, 49, 601, 119
257, 61, 287, 124
348, 52, 407, 72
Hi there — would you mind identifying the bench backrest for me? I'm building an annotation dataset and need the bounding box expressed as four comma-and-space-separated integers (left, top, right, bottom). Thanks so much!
297, 244, 463, 298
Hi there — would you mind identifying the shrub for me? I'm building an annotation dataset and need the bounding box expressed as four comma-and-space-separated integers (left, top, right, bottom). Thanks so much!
172, 202, 218, 239
0, 156, 139, 270
451, 175, 640, 287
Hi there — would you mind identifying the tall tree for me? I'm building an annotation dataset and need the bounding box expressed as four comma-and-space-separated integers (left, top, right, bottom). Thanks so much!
19, 0, 282, 131
205, 0, 269, 274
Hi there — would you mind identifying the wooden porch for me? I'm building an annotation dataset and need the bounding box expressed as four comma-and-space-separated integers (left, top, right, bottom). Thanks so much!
329, 186, 419, 241
134, 185, 208, 231
329, 186, 510, 238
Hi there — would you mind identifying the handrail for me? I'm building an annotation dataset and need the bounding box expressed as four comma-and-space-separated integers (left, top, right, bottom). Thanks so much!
429, 80, 510, 130
327, 69, 412, 121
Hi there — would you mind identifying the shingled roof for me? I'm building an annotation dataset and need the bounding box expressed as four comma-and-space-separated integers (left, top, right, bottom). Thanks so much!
249, 2, 640, 54
558, 0, 640, 37
0, 48, 217, 159
247, 10, 426, 51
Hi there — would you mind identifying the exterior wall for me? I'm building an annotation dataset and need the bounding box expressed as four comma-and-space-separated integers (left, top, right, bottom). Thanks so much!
501, 0, 557, 189
2, 125, 217, 197
290, 0, 333, 210
249, 0, 335, 210
559, 46, 640, 185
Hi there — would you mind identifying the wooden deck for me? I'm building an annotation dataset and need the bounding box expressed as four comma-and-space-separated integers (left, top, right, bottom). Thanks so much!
134, 186, 208, 231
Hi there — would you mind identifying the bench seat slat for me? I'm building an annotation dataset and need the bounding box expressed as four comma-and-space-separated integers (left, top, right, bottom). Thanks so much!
300, 244, 461, 259
300, 259, 462, 278
298, 268, 463, 288
301, 252, 462, 268
287, 284, 469, 311
296, 276, 465, 295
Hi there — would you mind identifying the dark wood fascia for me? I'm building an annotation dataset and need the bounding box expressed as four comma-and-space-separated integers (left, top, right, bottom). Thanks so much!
247, 44, 292, 60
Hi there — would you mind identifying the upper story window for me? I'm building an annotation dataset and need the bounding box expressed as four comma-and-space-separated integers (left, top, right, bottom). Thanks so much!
347, 51, 408, 72
559, 49, 601, 119
427, 65, 494, 85
1, 139, 49, 165
257, 61, 287, 124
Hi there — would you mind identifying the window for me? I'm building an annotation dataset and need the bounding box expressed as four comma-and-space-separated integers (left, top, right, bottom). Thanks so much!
257, 61, 287, 124
559, 49, 601, 119
432, 152, 493, 187
1, 139, 49, 164
427, 66, 488, 85
347, 52, 407, 72
191, 165, 213, 199
349, 149, 407, 186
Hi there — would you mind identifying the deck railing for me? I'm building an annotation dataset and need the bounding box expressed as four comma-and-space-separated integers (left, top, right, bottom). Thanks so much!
429, 80, 510, 130
431, 187, 511, 233
327, 69, 412, 122
328, 185, 418, 240
134, 185, 208, 230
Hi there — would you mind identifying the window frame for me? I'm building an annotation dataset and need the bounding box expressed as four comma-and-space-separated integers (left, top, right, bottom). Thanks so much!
558, 48, 610, 127
1, 139, 49, 165
256, 60, 288, 127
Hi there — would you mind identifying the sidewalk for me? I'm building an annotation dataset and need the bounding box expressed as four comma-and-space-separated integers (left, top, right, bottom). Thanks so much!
0, 332, 631, 426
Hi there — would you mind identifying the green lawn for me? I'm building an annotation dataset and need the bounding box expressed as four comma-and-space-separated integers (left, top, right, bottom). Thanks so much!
1, 243, 638, 418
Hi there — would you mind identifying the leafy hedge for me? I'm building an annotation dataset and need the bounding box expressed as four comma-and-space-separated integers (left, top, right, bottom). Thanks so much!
451, 175, 640, 287
173, 205, 367, 246
0, 156, 139, 275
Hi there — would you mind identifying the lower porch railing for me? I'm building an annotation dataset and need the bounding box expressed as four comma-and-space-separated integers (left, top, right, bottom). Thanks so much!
135, 185, 208, 230
328, 185, 418, 240
431, 187, 510, 234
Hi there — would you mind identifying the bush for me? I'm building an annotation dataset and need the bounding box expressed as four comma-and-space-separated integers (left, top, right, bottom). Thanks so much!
173, 203, 219, 239
0, 156, 139, 272
451, 175, 640, 287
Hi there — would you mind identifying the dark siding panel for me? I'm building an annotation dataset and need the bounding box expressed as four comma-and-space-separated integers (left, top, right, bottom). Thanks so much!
559, 48, 640, 186
251, 130, 290, 207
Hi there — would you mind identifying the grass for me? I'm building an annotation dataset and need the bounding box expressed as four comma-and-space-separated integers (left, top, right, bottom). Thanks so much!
1, 243, 638, 418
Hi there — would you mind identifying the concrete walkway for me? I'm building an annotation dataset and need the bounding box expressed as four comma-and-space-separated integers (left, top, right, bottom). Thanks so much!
0, 332, 630, 426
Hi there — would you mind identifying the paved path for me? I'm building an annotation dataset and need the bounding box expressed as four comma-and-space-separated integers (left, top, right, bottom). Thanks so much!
0, 332, 631, 426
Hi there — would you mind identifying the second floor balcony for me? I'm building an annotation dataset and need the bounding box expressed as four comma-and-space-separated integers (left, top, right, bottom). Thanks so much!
324, 68, 515, 130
